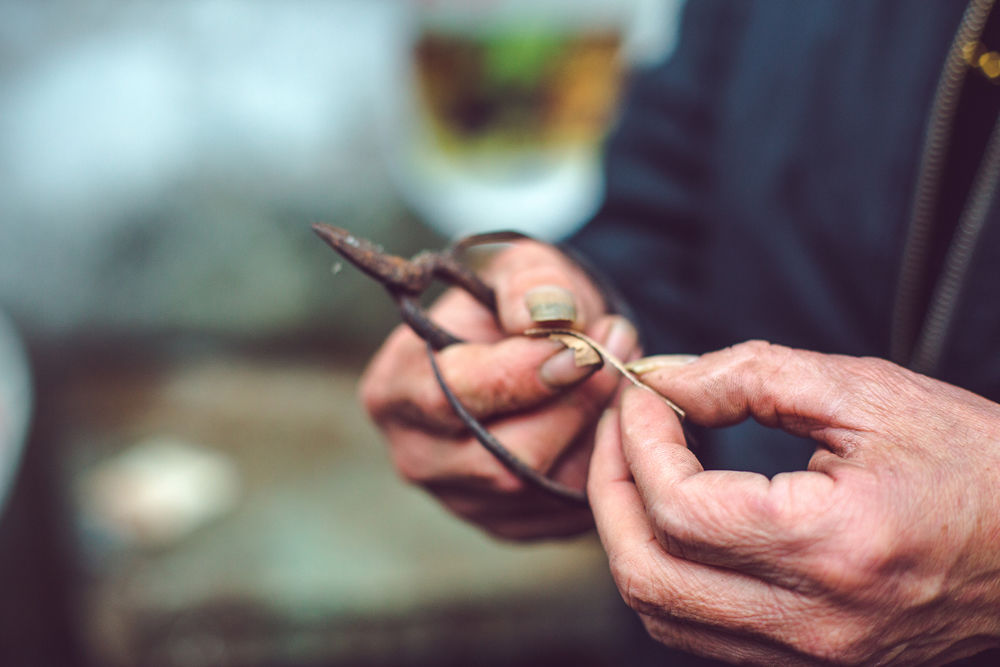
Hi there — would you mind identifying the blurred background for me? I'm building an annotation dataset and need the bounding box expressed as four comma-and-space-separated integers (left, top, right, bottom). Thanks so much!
0, 1, 684, 664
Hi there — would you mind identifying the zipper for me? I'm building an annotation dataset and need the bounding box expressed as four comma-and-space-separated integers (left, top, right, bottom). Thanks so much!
889, 0, 996, 368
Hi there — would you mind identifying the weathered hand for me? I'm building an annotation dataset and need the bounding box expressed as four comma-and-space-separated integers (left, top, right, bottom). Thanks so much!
361, 240, 638, 540
589, 341, 1000, 664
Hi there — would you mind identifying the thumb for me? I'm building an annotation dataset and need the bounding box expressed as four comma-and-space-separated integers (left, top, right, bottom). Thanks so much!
484, 241, 607, 334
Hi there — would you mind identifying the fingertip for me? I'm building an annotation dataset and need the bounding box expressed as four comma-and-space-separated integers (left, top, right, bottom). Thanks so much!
539, 345, 600, 389
636, 357, 704, 400
626, 354, 700, 375
620, 383, 682, 432
599, 315, 639, 361
488, 243, 602, 333
499, 274, 583, 333
619, 384, 695, 481
596, 405, 620, 446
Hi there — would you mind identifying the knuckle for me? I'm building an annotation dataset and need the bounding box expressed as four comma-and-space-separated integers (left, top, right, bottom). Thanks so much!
734, 338, 774, 356
722, 340, 800, 422
845, 539, 894, 594
727, 339, 776, 382
854, 530, 893, 578
389, 445, 431, 486
807, 526, 893, 599
761, 479, 825, 547
807, 555, 876, 600
729, 339, 795, 375
414, 383, 455, 422
798, 625, 873, 665
730, 339, 780, 364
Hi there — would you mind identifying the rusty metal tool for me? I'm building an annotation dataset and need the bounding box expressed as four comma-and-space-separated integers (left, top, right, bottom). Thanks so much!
312, 224, 590, 505
312, 224, 693, 506
312, 224, 528, 349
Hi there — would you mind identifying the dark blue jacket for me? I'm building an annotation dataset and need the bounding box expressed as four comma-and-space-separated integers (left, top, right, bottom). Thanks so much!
571, 0, 1000, 477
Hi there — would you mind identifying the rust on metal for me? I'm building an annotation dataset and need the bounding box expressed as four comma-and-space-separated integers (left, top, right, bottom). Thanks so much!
312, 223, 434, 295
313, 224, 594, 505
312, 223, 502, 348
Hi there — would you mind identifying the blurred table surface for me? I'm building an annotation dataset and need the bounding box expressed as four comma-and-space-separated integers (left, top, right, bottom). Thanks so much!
50, 341, 637, 667
0, 3, 686, 663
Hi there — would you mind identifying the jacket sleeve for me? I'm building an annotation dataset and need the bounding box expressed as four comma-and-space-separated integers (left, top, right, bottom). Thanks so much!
565, 0, 745, 353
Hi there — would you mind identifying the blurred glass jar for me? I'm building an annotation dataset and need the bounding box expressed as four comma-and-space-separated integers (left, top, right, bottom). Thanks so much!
384, 0, 675, 240
412, 0, 630, 157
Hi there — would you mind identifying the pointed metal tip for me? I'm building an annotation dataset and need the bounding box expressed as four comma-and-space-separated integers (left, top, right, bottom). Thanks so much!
311, 223, 350, 246
310, 224, 424, 290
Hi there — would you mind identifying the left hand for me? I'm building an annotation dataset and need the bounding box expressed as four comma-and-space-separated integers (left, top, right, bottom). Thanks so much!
589, 340, 1000, 665
359, 240, 637, 540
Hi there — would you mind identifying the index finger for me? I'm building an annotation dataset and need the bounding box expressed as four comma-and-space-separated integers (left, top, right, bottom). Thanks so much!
484, 240, 606, 333
635, 340, 872, 457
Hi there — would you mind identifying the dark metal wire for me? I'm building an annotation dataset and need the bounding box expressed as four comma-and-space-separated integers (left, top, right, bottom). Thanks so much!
315, 224, 597, 506
424, 342, 589, 506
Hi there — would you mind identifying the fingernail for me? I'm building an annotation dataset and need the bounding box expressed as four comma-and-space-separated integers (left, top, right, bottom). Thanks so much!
603, 316, 638, 359
625, 354, 699, 375
540, 347, 594, 387
525, 285, 577, 325
540, 316, 637, 388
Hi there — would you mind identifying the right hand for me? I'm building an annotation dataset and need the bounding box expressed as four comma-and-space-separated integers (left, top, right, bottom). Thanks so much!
360, 239, 639, 540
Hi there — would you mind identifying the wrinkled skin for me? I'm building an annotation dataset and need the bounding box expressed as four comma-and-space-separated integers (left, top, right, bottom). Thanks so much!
360, 240, 639, 539
361, 238, 1000, 663
590, 341, 1000, 665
